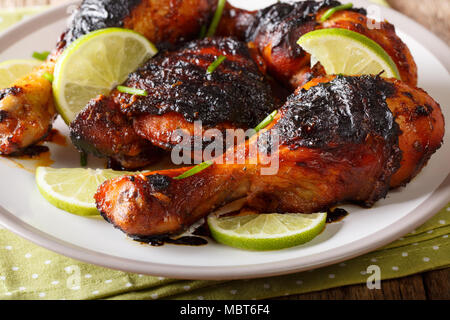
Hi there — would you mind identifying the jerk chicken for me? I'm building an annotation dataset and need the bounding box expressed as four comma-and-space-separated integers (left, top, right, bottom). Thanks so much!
217, 0, 417, 89
0, 0, 216, 155
70, 37, 277, 169
95, 75, 444, 238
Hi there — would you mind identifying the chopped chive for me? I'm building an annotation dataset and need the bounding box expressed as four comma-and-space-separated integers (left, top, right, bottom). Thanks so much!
43, 72, 53, 83
80, 152, 88, 167
117, 86, 148, 96
320, 3, 353, 22
207, 55, 227, 74
198, 24, 207, 39
174, 161, 214, 180
205, 0, 227, 37
32, 51, 50, 61
254, 110, 278, 133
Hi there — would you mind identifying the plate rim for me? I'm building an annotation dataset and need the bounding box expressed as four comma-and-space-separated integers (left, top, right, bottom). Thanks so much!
0, 0, 449, 280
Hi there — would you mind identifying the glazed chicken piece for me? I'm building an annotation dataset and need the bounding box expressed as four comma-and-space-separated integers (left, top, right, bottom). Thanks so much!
0, 0, 216, 155
70, 37, 276, 168
95, 75, 444, 238
217, 0, 417, 89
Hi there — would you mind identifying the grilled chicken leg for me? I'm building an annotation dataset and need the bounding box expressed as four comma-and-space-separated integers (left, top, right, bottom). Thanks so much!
0, 0, 216, 155
70, 37, 276, 168
95, 75, 444, 238
218, 0, 418, 89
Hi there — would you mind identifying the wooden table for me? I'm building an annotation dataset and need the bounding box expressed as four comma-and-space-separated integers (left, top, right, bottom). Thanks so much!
0, 0, 448, 300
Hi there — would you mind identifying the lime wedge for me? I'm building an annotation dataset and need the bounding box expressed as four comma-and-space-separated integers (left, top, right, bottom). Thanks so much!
53, 28, 158, 124
36, 167, 133, 216
297, 28, 401, 79
208, 212, 327, 251
0, 59, 41, 89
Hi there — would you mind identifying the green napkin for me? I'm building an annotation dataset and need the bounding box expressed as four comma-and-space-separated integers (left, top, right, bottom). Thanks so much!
0, 1, 449, 300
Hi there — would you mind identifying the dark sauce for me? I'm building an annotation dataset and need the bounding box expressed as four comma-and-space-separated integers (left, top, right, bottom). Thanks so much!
326, 207, 349, 223
132, 235, 208, 247
10, 145, 49, 157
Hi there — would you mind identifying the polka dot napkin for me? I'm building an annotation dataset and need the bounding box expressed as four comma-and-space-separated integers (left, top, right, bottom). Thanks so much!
0, 1, 448, 300
0, 206, 448, 300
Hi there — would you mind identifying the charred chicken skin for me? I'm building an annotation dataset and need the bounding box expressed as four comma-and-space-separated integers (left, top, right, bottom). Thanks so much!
217, 0, 418, 89
95, 75, 444, 238
0, 0, 216, 155
70, 37, 276, 168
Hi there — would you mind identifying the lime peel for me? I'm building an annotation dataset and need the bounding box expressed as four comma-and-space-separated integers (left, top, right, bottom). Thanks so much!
297, 28, 401, 80
208, 212, 327, 251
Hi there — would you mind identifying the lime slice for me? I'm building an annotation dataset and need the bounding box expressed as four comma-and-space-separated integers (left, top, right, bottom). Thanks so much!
297, 28, 401, 79
53, 28, 158, 124
208, 212, 327, 251
36, 167, 133, 216
0, 59, 41, 89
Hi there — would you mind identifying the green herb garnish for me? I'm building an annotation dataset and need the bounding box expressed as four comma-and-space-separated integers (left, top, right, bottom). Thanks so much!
32, 51, 50, 61
43, 72, 53, 83
174, 161, 214, 180
320, 3, 353, 22
205, 0, 227, 37
80, 152, 88, 167
207, 55, 227, 74
117, 86, 148, 96
254, 110, 278, 133
198, 24, 207, 39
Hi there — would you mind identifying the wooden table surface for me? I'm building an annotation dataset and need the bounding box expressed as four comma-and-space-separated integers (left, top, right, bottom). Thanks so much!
0, 0, 448, 300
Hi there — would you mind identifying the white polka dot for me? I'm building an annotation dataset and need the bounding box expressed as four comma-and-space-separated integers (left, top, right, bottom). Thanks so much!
151, 293, 159, 299
399, 237, 405, 241
0, 276, 5, 281
446, 207, 450, 212
263, 283, 271, 289
423, 257, 430, 262
125, 282, 132, 287
328, 274, 335, 279
84, 274, 92, 278
371, 258, 378, 262
339, 263, 346, 267
157, 277, 165, 280
392, 266, 399, 271
413, 243, 419, 246
51, 281, 59, 285
296, 280, 303, 285
64, 267, 71, 272
32, 274, 39, 279
11, 266, 19, 271
433, 246, 439, 250
427, 230, 433, 234
45, 260, 52, 265
402, 252, 408, 257
5, 292, 11, 296
92, 290, 99, 295
360, 271, 366, 275
197, 296, 204, 300
230, 290, 237, 295
443, 235, 448, 238
138, 274, 143, 278
439, 220, 446, 225
5, 246, 12, 250
24, 253, 32, 259
71, 286, 80, 291
39, 292, 46, 297
105, 279, 112, 284
183, 285, 191, 291
19, 287, 26, 291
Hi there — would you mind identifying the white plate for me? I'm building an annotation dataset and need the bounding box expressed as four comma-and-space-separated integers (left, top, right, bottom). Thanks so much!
0, 0, 449, 280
